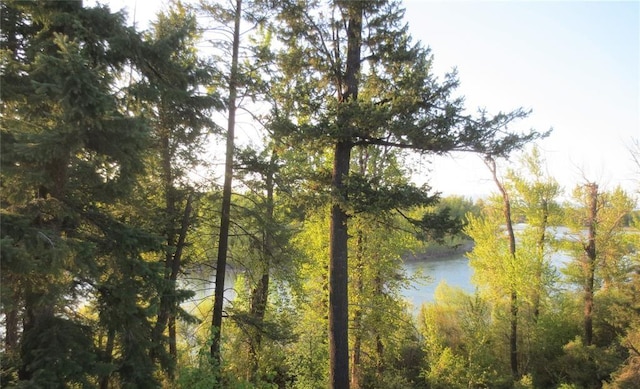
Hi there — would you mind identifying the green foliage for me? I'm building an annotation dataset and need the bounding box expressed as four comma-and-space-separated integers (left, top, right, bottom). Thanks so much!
19, 316, 103, 387
1, 1, 638, 388
419, 284, 512, 388
175, 340, 220, 389
0, 1, 173, 387
556, 337, 622, 389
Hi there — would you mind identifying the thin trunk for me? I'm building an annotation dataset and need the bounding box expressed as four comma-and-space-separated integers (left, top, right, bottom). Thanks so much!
533, 200, 549, 320
249, 151, 278, 378
4, 278, 19, 352
247, 155, 275, 383
99, 329, 116, 389
375, 334, 384, 379
169, 316, 177, 361
487, 157, 519, 378
330, 4, 362, 388
350, 230, 364, 389
248, 161, 273, 381
211, 0, 242, 373
151, 128, 175, 351
584, 183, 598, 346
152, 192, 193, 366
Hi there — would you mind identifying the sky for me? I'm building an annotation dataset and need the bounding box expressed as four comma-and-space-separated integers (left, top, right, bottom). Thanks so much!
95, 0, 639, 199
402, 1, 640, 198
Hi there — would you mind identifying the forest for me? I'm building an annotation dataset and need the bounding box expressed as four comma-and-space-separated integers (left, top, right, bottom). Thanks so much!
1, 1, 638, 388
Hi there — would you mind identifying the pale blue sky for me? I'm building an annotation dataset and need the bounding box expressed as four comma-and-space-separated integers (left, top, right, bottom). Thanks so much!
97, 0, 639, 198
403, 1, 639, 198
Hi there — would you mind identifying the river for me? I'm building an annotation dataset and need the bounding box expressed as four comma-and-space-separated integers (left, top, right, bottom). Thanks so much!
186, 242, 571, 314
184, 253, 475, 313
401, 253, 475, 309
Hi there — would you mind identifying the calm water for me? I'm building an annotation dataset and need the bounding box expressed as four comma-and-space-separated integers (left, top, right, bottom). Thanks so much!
185, 246, 570, 313
184, 257, 474, 310
401, 254, 474, 309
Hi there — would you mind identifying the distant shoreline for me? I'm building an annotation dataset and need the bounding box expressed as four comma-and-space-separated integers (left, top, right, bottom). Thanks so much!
404, 240, 474, 262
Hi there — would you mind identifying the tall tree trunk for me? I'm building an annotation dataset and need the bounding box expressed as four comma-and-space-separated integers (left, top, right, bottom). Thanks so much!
152, 189, 193, 370
330, 140, 352, 389
375, 334, 384, 380
350, 230, 364, 389
168, 316, 177, 360
99, 328, 116, 389
247, 152, 276, 383
583, 183, 598, 346
330, 4, 362, 388
151, 127, 176, 352
211, 0, 242, 374
487, 157, 519, 379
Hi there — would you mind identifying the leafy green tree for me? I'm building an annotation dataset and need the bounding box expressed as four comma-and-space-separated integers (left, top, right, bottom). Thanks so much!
271, 1, 541, 386
465, 148, 560, 381
506, 146, 562, 320
563, 184, 636, 347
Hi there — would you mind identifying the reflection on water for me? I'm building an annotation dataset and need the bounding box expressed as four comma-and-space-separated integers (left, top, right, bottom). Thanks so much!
182, 245, 572, 315
402, 247, 573, 311
402, 254, 474, 310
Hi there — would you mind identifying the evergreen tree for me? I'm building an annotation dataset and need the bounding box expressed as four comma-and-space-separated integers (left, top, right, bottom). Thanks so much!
270, 1, 542, 386
128, 1, 220, 377
0, 1, 164, 386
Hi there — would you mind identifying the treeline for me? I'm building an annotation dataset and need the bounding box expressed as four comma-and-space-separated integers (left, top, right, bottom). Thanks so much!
1, 1, 638, 389
423, 149, 640, 389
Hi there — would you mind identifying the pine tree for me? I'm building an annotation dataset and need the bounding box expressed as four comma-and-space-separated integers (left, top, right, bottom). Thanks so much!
0, 1, 164, 386
270, 1, 542, 386
129, 1, 219, 376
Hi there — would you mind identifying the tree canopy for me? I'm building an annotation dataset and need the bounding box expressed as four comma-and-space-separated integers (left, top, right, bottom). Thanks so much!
1, 1, 637, 389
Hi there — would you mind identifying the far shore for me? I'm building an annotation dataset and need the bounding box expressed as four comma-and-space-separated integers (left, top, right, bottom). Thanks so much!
403, 239, 475, 262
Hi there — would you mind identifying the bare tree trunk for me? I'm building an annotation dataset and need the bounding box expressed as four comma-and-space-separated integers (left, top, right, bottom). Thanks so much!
211, 0, 242, 375
248, 158, 275, 383
330, 140, 352, 389
329, 4, 362, 388
99, 329, 116, 389
350, 230, 364, 389
486, 156, 519, 379
583, 183, 598, 346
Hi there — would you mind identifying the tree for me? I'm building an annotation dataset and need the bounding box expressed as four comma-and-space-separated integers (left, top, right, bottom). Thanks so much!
0, 1, 164, 386
563, 184, 636, 346
506, 146, 562, 319
131, 1, 219, 377
272, 1, 541, 386
218, 142, 300, 386
197, 0, 243, 373
465, 149, 560, 381
484, 155, 521, 378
